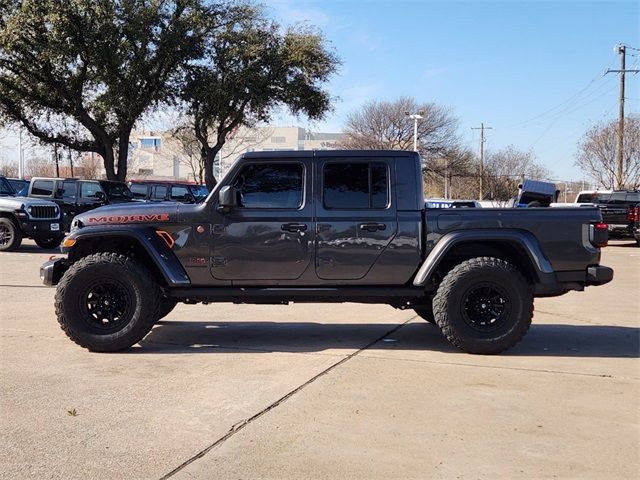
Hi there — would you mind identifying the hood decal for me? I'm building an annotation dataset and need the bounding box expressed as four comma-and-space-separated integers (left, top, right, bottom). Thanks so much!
87, 213, 171, 224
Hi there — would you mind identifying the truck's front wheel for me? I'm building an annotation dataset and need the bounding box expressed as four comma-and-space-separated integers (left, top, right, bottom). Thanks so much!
55, 253, 160, 351
432, 257, 533, 354
0, 218, 22, 251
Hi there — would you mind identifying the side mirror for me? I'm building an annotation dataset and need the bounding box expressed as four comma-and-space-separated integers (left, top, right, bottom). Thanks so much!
217, 186, 238, 213
95, 191, 106, 202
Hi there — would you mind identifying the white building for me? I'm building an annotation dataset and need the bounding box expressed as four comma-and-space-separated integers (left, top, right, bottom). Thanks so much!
127, 126, 345, 182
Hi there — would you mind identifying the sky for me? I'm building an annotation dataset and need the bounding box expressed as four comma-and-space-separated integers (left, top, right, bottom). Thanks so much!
267, 0, 640, 181
1, 0, 639, 182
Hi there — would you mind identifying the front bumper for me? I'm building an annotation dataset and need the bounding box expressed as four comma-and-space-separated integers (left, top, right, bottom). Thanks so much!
586, 265, 614, 286
20, 219, 63, 240
40, 258, 69, 286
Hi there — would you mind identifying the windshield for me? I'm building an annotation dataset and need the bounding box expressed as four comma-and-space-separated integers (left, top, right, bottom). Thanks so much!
188, 184, 209, 199
101, 182, 133, 199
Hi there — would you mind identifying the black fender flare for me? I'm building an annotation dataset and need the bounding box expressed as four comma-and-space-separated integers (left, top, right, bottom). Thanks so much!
64, 225, 190, 286
412, 229, 555, 287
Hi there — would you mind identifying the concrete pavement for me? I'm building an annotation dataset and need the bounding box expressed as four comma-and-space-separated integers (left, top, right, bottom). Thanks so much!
0, 240, 638, 479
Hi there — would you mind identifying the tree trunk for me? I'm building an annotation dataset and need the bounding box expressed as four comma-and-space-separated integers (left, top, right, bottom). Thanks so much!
115, 128, 132, 181
202, 145, 220, 190
101, 144, 117, 180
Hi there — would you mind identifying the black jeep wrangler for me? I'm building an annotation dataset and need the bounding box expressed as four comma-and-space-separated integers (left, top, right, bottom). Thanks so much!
0, 176, 64, 250
28, 177, 136, 231
42, 151, 613, 354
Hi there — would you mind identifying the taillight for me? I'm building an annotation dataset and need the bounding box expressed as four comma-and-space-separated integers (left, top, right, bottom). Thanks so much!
628, 206, 639, 222
590, 222, 609, 248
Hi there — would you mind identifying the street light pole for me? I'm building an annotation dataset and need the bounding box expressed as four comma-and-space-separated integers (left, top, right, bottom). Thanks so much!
18, 128, 24, 179
405, 111, 424, 152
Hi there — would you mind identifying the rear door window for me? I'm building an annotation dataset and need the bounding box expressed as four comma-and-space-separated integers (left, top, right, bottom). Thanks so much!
152, 185, 168, 200
323, 162, 389, 209
62, 181, 77, 200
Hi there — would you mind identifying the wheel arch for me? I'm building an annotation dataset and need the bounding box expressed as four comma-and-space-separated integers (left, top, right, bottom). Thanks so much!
66, 227, 190, 287
413, 229, 555, 287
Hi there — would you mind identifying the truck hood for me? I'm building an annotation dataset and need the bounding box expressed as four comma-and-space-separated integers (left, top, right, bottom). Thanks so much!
0, 195, 59, 209
73, 202, 180, 229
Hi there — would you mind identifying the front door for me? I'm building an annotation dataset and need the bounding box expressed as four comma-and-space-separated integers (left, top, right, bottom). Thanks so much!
210, 160, 313, 282
315, 158, 398, 280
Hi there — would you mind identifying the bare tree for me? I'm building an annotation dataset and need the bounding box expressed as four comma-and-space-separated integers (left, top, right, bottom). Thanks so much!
25, 155, 56, 178
575, 114, 640, 189
170, 124, 204, 183
483, 146, 550, 204
169, 123, 273, 183
74, 152, 103, 179
339, 96, 464, 174
0, 159, 18, 177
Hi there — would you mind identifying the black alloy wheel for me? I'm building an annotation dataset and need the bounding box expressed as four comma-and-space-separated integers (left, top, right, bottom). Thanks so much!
82, 280, 135, 334
461, 283, 511, 332
0, 218, 21, 251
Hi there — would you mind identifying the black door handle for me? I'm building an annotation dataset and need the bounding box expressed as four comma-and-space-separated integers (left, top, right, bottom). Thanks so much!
359, 223, 386, 232
281, 223, 308, 232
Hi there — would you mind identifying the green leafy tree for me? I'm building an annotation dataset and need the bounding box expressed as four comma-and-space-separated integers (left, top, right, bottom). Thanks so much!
182, 4, 339, 188
0, 0, 206, 180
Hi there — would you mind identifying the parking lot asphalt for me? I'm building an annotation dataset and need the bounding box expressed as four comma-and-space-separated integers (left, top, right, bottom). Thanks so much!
0, 240, 638, 479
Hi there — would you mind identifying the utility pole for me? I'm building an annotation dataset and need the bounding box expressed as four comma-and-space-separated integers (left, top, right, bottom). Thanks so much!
472, 123, 492, 200
606, 44, 640, 189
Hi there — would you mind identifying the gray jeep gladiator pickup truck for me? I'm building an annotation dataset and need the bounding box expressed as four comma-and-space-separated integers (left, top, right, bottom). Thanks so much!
41, 150, 613, 354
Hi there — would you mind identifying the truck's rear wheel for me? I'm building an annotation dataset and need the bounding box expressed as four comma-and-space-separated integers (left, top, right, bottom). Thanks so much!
432, 257, 533, 354
0, 217, 22, 252
55, 253, 160, 352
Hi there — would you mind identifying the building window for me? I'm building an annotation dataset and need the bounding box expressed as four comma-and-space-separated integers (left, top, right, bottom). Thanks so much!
271, 136, 286, 144
139, 138, 161, 152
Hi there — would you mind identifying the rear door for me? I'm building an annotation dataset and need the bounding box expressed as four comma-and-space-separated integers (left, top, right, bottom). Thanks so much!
315, 158, 398, 280
210, 159, 313, 282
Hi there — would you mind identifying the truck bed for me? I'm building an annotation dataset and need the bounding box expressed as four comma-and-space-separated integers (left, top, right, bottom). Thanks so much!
424, 207, 602, 272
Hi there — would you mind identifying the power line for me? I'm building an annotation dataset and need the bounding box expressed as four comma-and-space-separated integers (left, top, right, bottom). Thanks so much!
503, 69, 611, 129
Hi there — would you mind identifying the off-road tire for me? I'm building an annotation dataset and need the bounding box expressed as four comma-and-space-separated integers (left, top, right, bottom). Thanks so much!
413, 299, 435, 324
157, 297, 178, 320
432, 257, 533, 354
0, 217, 22, 252
34, 235, 64, 249
55, 253, 160, 352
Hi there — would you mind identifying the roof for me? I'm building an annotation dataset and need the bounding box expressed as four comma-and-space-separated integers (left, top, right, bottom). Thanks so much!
240, 149, 419, 159
128, 179, 203, 186
520, 179, 557, 196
